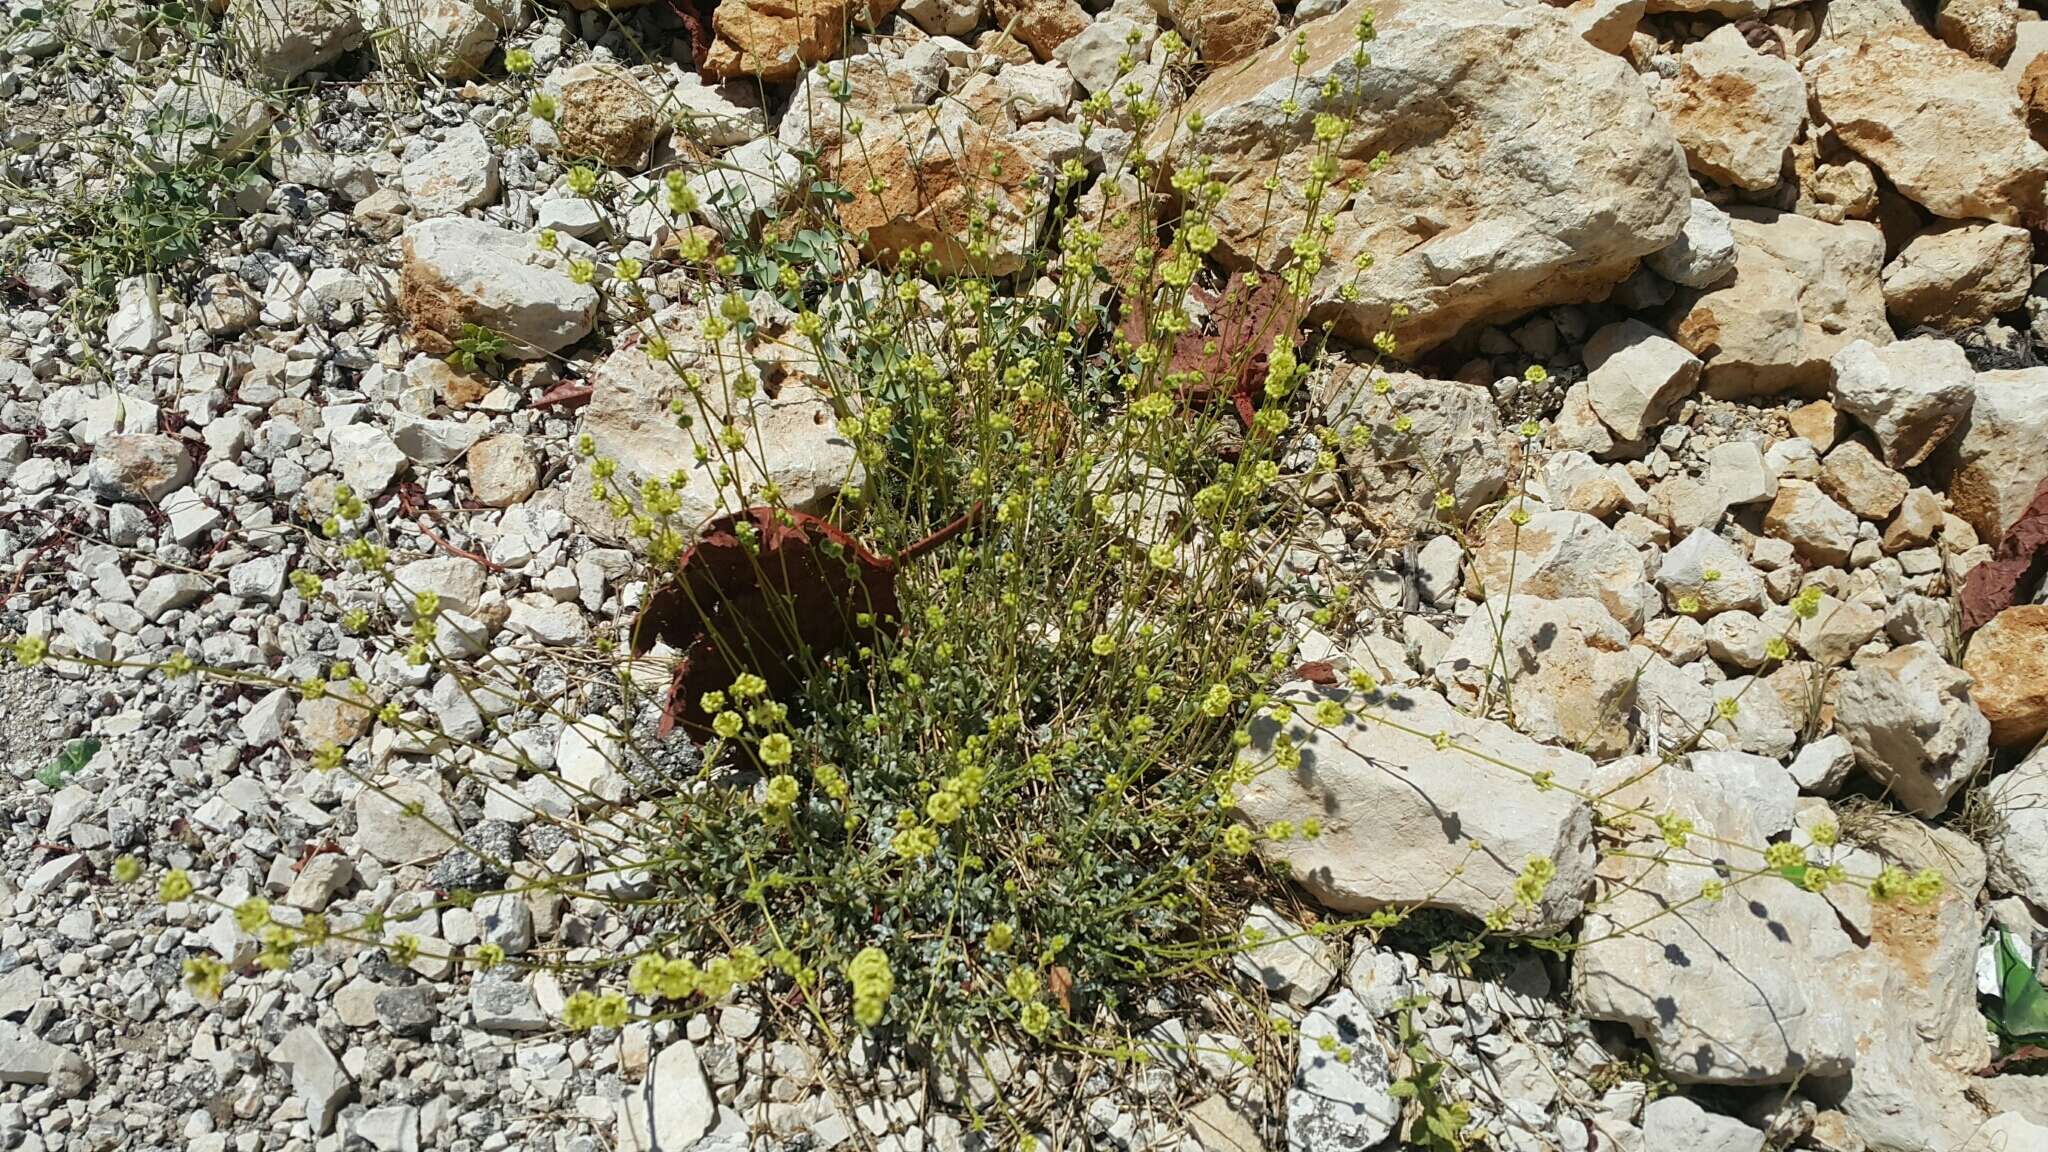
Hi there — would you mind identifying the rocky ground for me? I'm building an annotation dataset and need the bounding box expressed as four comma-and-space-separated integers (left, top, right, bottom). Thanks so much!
9, 0, 2048, 1149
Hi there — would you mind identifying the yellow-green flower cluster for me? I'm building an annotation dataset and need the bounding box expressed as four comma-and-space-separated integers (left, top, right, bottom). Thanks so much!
847, 947, 893, 1028
562, 989, 630, 1030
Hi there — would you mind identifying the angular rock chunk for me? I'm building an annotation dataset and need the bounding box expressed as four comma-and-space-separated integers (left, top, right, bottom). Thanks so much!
835, 116, 1051, 276
1466, 506, 1656, 630
1654, 25, 1804, 191
1643, 1096, 1766, 1152
1435, 596, 1640, 756
228, 0, 362, 83
1670, 209, 1890, 399
1810, 30, 2048, 226
271, 1025, 352, 1135
1764, 479, 1860, 566
569, 310, 862, 537
353, 777, 460, 864
1584, 319, 1703, 442
552, 61, 658, 171
0, 1022, 91, 1100
1819, 439, 1909, 521
1986, 747, 2048, 910
1834, 641, 1991, 816
991, 0, 1091, 60
1881, 220, 2032, 331
1234, 682, 1598, 935
1646, 197, 1738, 288
1942, 366, 2048, 544
705, 0, 895, 81
365, 0, 523, 78
1234, 904, 1338, 1008
135, 71, 273, 171
89, 434, 192, 503
1322, 368, 1509, 523
400, 122, 498, 219
616, 1039, 717, 1151
1289, 990, 1398, 1152
399, 217, 598, 359
1162, 0, 1279, 65
1656, 528, 1766, 615
1829, 337, 1976, 470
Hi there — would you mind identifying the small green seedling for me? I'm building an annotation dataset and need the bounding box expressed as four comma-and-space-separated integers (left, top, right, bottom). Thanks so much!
36, 738, 100, 789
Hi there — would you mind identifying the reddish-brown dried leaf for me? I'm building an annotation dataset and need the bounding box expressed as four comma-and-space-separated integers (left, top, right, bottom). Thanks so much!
532, 382, 595, 411
634, 508, 900, 738
1116, 271, 1300, 431
1294, 661, 1339, 686
1048, 965, 1075, 1015
1960, 477, 2048, 633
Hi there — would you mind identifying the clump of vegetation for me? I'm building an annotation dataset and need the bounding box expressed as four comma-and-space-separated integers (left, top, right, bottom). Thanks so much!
5, 8, 1957, 1144
1, 1, 273, 332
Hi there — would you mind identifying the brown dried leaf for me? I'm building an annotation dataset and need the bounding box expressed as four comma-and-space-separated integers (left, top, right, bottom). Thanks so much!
634, 505, 985, 740
634, 508, 900, 738
1047, 965, 1075, 1015
1117, 271, 1300, 430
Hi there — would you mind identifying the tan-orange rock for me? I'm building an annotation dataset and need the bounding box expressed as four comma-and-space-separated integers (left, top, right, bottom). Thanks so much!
1965, 605, 2048, 745
704, 0, 897, 82
554, 62, 658, 171
1652, 24, 1803, 191
837, 123, 1052, 276
1809, 30, 2048, 226
1166, 0, 1279, 65
991, 0, 1091, 60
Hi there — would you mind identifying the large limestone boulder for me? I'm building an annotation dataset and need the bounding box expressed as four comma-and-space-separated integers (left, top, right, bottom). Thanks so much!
1149, 0, 1688, 356
399, 218, 597, 359
1669, 209, 1890, 398
1434, 596, 1640, 756
1941, 366, 2048, 544
1233, 682, 1597, 935
1653, 25, 1805, 191
1574, 756, 1860, 1084
1809, 30, 2048, 227
569, 311, 864, 538
1834, 641, 1991, 817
